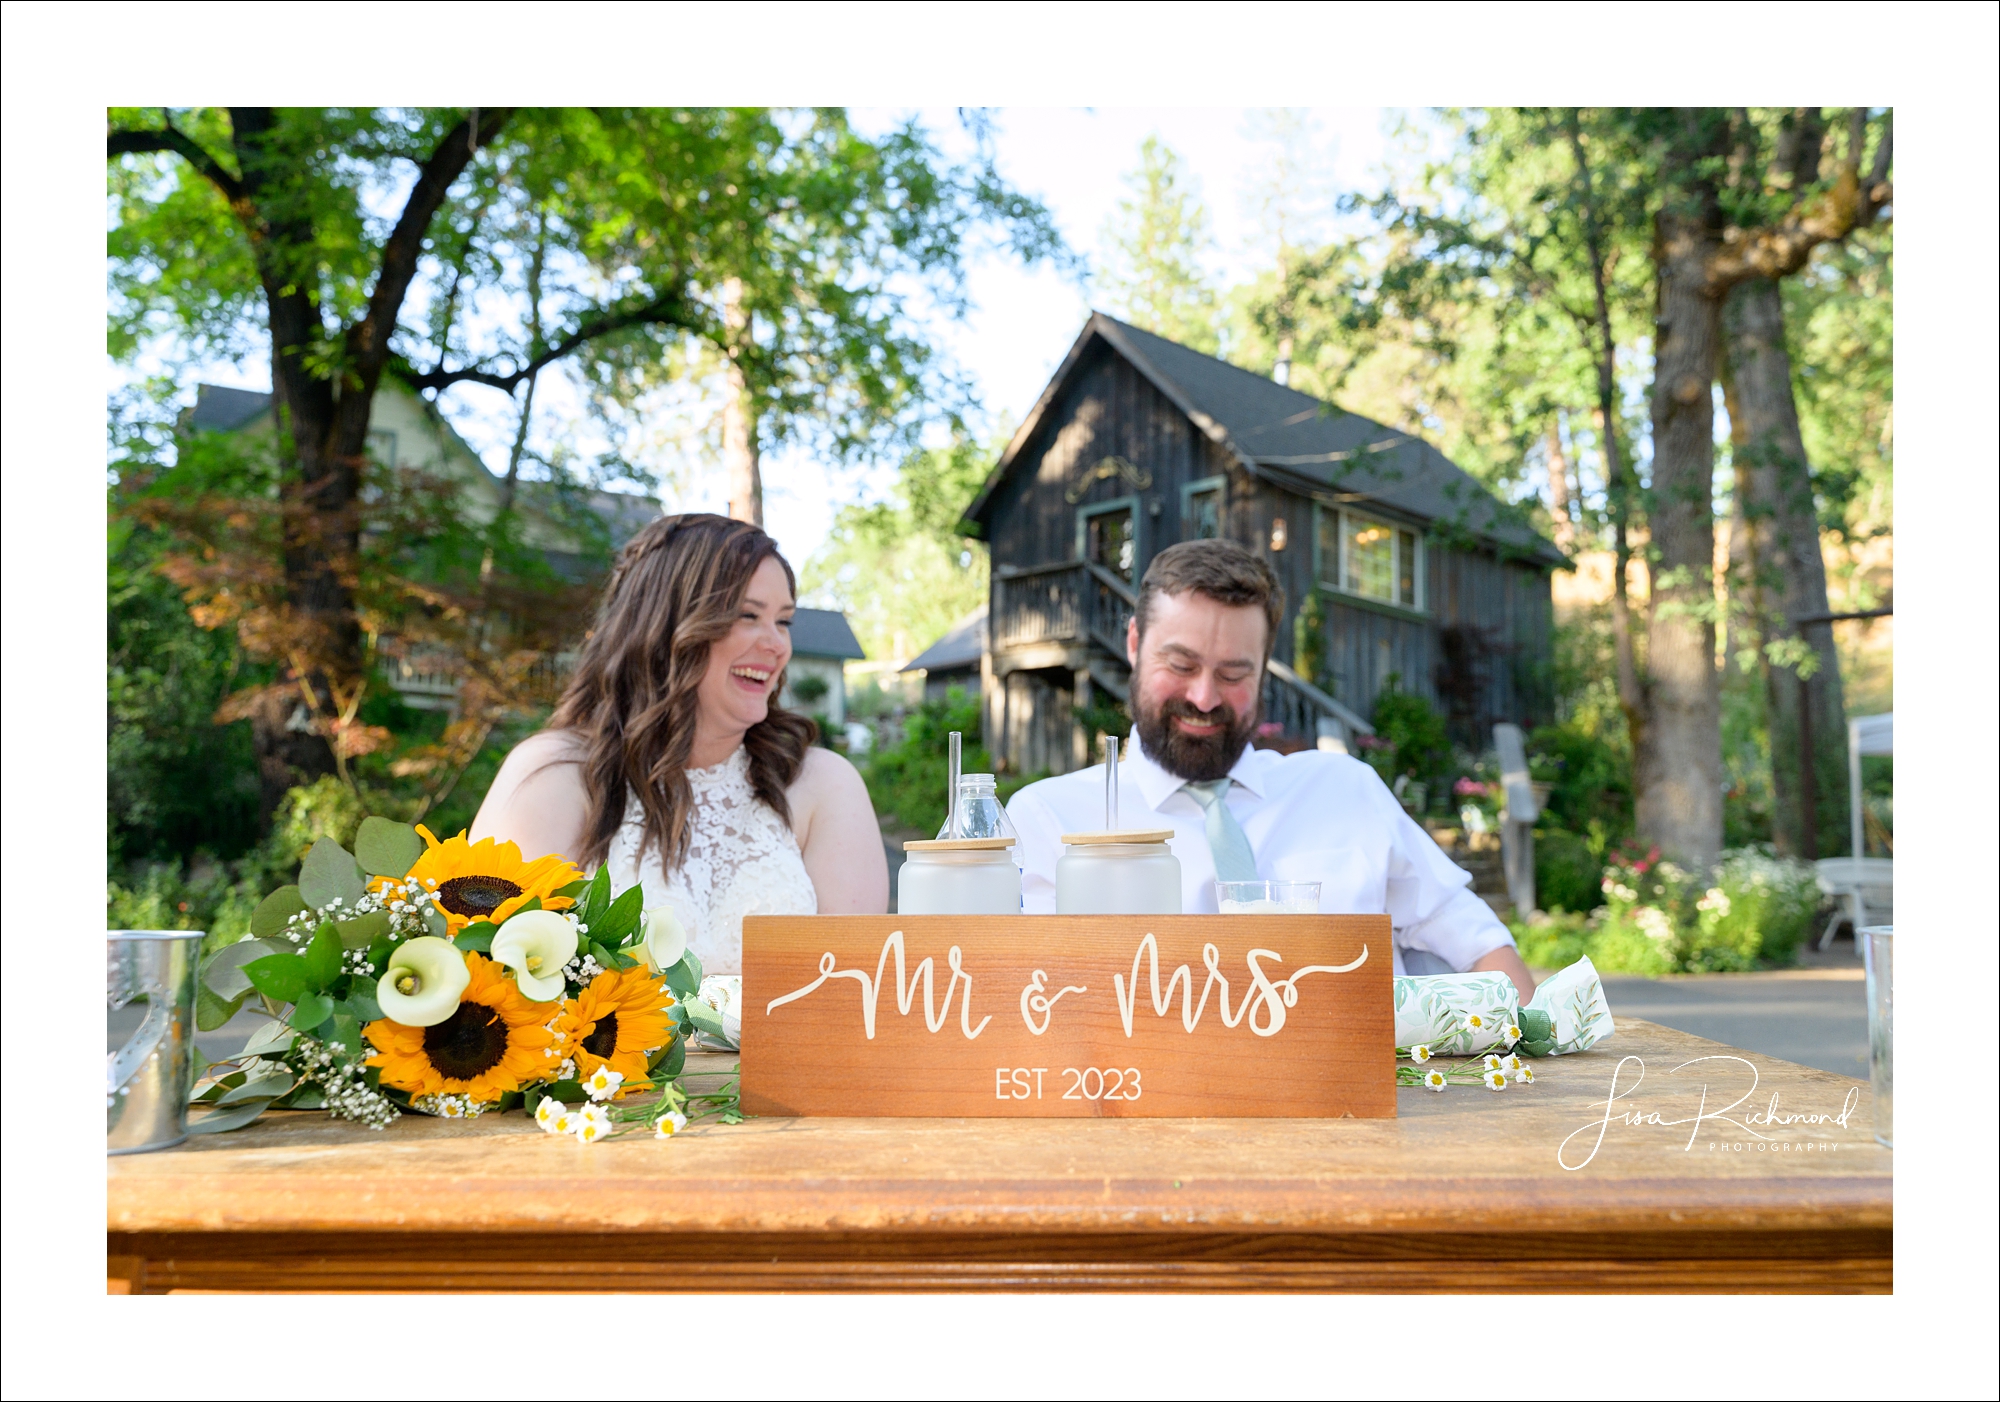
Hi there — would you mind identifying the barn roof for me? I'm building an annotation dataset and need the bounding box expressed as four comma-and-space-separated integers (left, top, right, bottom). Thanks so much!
900, 607, 986, 675
790, 607, 865, 661
965, 313, 1563, 566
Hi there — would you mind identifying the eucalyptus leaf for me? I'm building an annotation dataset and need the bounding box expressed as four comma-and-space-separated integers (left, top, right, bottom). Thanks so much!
354, 816, 425, 878
196, 982, 251, 1032
344, 987, 383, 1023
281, 1083, 327, 1110
303, 923, 343, 991
241, 1020, 297, 1057
298, 835, 366, 910
202, 938, 277, 1000
684, 999, 727, 1038
185, 1098, 278, 1135
249, 886, 310, 938
244, 953, 310, 1004
334, 911, 390, 950
422, 904, 448, 938
219, 1072, 294, 1105
288, 992, 333, 1031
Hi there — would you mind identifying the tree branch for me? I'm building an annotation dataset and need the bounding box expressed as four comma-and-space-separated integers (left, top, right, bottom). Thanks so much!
107, 117, 244, 204
1705, 109, 1892, 290
402, 294, 703, 395
349, 107, 518, 376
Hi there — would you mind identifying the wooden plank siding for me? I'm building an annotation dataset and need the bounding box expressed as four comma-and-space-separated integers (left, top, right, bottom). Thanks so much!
977, 337, 1554, 773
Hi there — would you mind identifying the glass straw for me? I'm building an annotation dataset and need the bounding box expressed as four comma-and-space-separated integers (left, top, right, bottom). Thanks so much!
947, 730, 962, 839
1104, 734, 1119, 831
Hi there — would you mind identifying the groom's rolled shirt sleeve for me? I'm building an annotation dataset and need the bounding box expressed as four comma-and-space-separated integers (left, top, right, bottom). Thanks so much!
1008, 788, 1064, 915
1383, 805, 1516, 971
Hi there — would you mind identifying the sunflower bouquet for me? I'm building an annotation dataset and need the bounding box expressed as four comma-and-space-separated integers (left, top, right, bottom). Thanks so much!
191, 817, 737, 1137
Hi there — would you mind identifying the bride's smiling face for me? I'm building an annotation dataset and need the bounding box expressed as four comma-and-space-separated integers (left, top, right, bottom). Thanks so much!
695, 555, 796, 739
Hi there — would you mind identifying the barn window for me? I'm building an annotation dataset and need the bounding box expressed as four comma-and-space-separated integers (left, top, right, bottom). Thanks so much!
1078, 497, 1139, 583
1181, 476, 1224, 540
1315, 506, 1423, 610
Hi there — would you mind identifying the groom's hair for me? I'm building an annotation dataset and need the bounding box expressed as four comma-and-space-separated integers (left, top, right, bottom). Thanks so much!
1135, 539, 1284, 658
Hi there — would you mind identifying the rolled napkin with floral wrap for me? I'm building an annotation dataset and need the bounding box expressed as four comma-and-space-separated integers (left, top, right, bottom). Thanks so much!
1394, 956, 1614, 1058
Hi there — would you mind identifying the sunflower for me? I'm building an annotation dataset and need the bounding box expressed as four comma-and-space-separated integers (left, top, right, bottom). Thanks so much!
365, 953, 559, 1103
563, 964, 676, 1094
383, 825, 583, 934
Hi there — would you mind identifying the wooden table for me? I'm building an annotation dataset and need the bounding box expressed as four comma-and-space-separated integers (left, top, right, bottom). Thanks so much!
108, 1019, 1889, 1292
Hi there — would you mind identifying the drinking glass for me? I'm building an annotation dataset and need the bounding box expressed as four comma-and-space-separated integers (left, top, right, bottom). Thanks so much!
1859, 925, 1892, 1149
1215, 880, 1321, 914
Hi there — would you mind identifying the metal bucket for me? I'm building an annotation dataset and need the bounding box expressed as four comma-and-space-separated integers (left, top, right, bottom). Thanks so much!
108, 930, 204, 1155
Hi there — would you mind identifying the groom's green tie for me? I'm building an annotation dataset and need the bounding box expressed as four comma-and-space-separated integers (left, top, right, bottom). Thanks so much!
1182, 779, 1258, 882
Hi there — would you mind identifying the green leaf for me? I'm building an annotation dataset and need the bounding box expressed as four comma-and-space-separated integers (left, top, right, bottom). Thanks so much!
278, 1082, 326, 1109
185, 1098, 278, 1135
288, 991, 333, 1031
249, 886, 310, 938
354, 816, 425, 877
422, 904, 448, 938
589, 941, 622, 972
663, 951, 701, 998
334, 911, 390, 950
345, 986, 383, 1023
543, 1080, 589, 1104
303, 922, 343, 991
324, 1010, 362, 1054
553, 879, 588, 900
595, 885, 644, 944
196, 981, 251, 1031
651, 1037, 686, 1079
513, 896, 542, 915
579, 866, 612, 923
298, 835, 366, 910
455, 924, 495, 954
241, 1020, 296, 1057
244, 953, 311, 1004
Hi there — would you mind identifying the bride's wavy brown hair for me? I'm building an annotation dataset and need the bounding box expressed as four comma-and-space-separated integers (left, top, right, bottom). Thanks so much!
549, 513, 817, 872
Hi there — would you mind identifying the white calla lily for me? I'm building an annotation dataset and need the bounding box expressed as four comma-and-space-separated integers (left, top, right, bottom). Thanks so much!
642, 905, 689, 973
490, 908, 579, 1001
376, 936, 471, 1027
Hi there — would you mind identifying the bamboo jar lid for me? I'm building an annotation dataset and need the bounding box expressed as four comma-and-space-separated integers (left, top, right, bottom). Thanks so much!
1059, 829, 1175, 845
902, 836, 1018, 851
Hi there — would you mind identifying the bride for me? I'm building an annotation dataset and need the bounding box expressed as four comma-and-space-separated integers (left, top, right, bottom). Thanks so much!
471, 512, 888, 976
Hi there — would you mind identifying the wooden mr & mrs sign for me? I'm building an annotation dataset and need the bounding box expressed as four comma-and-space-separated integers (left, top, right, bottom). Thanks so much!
740, 915, 1394, 1118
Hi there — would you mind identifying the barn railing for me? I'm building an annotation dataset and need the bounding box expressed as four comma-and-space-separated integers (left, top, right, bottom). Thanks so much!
991, 561, 1082, 651
991, 559, 1140, 659
1262, 658, 1375, 748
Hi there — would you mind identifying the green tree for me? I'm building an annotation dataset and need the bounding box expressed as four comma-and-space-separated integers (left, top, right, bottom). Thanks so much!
802, 437, 996, 661
1096, 137, 1219, 352
107, 106, 1062, 819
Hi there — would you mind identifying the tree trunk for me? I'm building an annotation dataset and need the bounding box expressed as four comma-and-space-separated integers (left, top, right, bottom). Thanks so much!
1545, 422, 1575, 552
1638, 207, 1726, 872
1722, 275, 1849, 856
721, 277, 763, 527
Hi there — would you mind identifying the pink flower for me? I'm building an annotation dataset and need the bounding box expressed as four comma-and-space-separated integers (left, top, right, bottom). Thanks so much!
1453, 778, 1489, 797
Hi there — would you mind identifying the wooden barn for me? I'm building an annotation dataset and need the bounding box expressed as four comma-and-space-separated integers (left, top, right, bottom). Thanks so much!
960, 313, 1563, 777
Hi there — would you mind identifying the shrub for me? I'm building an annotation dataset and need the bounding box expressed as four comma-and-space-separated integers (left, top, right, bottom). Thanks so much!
1707, 845, 1821, 966
789, 673, 830, 705
1369, 679, 1452, 797
1528, 720, 1632, 852
1510, 909, 1590, 970
861, 687, 1037, 834
1534, 828, 1602, 913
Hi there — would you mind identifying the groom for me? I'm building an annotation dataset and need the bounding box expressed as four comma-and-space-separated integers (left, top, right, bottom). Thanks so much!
1005, 538, 1536, 1001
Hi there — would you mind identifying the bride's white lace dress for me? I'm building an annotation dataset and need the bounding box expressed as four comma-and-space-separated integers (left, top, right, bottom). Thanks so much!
604, 745, 817, 976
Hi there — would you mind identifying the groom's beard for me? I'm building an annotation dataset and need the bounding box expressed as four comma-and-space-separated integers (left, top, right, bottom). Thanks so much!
1132, 687, 1258, 783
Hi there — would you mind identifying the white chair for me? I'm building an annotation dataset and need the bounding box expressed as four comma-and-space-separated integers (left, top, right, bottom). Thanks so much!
1816, 857, 1894, 951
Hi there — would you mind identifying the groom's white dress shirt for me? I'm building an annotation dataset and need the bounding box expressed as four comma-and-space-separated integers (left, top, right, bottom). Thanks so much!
1005, 740, 1516, 976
